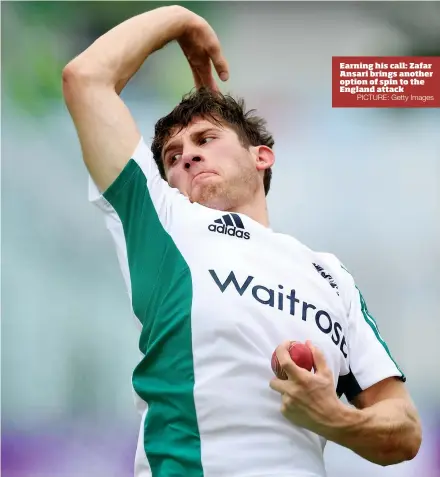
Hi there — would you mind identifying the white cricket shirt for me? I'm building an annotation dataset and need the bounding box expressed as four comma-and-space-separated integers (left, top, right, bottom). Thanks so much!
89, 137, 405, 477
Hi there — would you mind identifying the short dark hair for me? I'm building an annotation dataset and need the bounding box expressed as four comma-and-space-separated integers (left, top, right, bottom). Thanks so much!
151, 88, 275, 195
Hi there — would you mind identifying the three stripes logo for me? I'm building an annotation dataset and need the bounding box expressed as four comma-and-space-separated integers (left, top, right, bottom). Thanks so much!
208, 213, 250, 240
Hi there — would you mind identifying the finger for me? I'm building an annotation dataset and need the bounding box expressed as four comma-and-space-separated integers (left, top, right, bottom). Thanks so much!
205, 68, 219, 91
198, 69, 218, 91
206, 42, 229, 81
191, 64, 218, 91
191, 67, 203, 90
276, 341, 304, 381
193, 58, 218, 91
269, 377, 292, 395
306, 341, 327, 374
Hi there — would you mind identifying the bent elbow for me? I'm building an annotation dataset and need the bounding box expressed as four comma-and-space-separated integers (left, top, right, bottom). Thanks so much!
62, 58, 107, 102
401, 414, 423, 463
62, 61, 84, 103
62, 62, 79, 85
378, 427, 422, 466
62, 60, 91, 94
403, 425, 422, 462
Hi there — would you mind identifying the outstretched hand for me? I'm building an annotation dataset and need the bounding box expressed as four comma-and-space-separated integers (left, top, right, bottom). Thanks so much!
270, 340, 344, 435
178, 11, 229, 91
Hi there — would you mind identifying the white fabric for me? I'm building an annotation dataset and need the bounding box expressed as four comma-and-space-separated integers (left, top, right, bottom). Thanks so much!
90, 138, 403, 477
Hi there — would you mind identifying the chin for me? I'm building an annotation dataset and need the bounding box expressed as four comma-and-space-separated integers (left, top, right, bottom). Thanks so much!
190, 194, 226, 210
190, 184, 230, 210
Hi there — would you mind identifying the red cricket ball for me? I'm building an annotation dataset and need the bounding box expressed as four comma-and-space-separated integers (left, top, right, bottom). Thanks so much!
271, 341, 314, 379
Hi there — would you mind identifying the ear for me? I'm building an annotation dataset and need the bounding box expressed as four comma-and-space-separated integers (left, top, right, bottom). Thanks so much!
253, 145, 275, 172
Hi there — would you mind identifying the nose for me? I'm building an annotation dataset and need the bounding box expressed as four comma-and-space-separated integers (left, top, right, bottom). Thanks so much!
183, 155, 202, 170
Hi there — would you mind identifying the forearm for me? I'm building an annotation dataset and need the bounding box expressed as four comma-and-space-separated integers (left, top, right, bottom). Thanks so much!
324, 398, 421, 466
65, 5, 189, 90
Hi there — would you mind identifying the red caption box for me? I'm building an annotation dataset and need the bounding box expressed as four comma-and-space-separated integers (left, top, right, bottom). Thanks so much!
332, 56, 440, 108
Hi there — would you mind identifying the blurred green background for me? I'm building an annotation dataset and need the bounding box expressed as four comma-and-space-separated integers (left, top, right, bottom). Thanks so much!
2, 2, 440, 476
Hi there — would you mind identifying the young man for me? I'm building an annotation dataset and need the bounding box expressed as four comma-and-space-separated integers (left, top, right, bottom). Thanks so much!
63, 5, 422, 477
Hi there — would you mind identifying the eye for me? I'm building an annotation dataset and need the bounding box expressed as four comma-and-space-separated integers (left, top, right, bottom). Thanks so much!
200, 137, 215, 145
169, 153, 182, 165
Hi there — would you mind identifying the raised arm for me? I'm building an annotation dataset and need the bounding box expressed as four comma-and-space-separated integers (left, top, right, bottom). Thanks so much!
62, 5, 229, 192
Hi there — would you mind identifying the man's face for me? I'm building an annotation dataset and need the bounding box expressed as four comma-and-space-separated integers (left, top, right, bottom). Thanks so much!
162, 118, 261, 210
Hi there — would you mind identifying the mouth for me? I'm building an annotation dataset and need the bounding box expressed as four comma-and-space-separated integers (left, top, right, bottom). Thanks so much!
192, 171, 218, 184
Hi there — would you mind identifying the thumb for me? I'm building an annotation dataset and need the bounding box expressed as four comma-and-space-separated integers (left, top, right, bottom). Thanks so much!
306, 341, 327, 373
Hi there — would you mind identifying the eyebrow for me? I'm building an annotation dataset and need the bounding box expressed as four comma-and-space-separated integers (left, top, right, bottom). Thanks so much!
162, 126, 222, 161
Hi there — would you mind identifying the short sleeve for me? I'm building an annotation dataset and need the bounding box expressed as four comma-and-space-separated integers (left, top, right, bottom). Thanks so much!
87, 137, 190, 326
336, 267, 406, 402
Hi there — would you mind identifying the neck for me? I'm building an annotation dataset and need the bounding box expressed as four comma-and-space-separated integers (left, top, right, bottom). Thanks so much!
226, 193, 270, 228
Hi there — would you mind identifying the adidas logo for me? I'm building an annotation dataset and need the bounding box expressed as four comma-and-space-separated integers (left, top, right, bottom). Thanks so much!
208, 213, 250, 240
